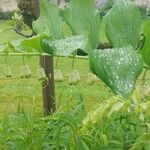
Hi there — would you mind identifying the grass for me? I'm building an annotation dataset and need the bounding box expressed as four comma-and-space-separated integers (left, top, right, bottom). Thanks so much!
0, 56, 113, 114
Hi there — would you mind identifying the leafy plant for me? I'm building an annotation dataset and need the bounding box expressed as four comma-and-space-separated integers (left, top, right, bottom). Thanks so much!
62, 0, 101, 51
0, 0, 150, 148
32, 0, 88, 56
82, 90, 150, 149
32, 0, 64, 39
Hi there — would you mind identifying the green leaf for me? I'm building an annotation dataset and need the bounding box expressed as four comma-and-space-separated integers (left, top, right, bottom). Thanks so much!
41, 35, 88, 56
105, 0, 141, 49
32, 0, 64, 39
141, 20, 150, 66
9, 34, 46, 52
89, 46, 143, 98
21, 35, 47, 52
75, 135, 89, 150
62, 0, 101, 51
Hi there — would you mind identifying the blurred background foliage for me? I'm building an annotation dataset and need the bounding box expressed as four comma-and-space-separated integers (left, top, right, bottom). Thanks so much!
0, 0, 150, 21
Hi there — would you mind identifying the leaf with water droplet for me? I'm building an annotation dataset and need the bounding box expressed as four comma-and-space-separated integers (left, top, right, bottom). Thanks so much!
105, 0, 141, 49
42, 35, 88, 56
89, 46, 143, 98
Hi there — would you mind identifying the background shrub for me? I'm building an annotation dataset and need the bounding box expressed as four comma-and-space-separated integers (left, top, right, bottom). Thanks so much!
0, 11, 14, 20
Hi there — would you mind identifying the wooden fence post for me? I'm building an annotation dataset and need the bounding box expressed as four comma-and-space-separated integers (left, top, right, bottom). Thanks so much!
40, 55, 55, 115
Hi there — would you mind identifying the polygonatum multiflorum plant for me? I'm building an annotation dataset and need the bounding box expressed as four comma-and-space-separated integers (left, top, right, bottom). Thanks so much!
1, 0, 150, 98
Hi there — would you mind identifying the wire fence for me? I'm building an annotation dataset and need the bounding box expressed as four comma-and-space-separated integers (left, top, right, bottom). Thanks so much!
0, 52, 149, 86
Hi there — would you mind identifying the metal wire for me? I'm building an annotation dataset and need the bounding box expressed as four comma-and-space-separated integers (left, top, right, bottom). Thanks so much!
0, 53, 89, 60
0, 53, 149, 84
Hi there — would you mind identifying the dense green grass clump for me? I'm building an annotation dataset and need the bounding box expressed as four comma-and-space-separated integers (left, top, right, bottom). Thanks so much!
0, 89, 150, 149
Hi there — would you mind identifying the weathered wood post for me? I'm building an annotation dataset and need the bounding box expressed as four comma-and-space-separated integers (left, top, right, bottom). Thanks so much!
34, 0, 56, 115
40, 55, 56, 115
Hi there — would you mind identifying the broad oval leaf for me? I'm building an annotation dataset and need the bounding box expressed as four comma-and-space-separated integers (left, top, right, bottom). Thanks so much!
41, 35, 88, 56
141, 20, 150, 66
32, 0, 64, 39
89, 46, 143, 98
9, 34, 46, 52
62, 0, 101, 51
21, 35, 47, 52
105, 0, 141, 49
